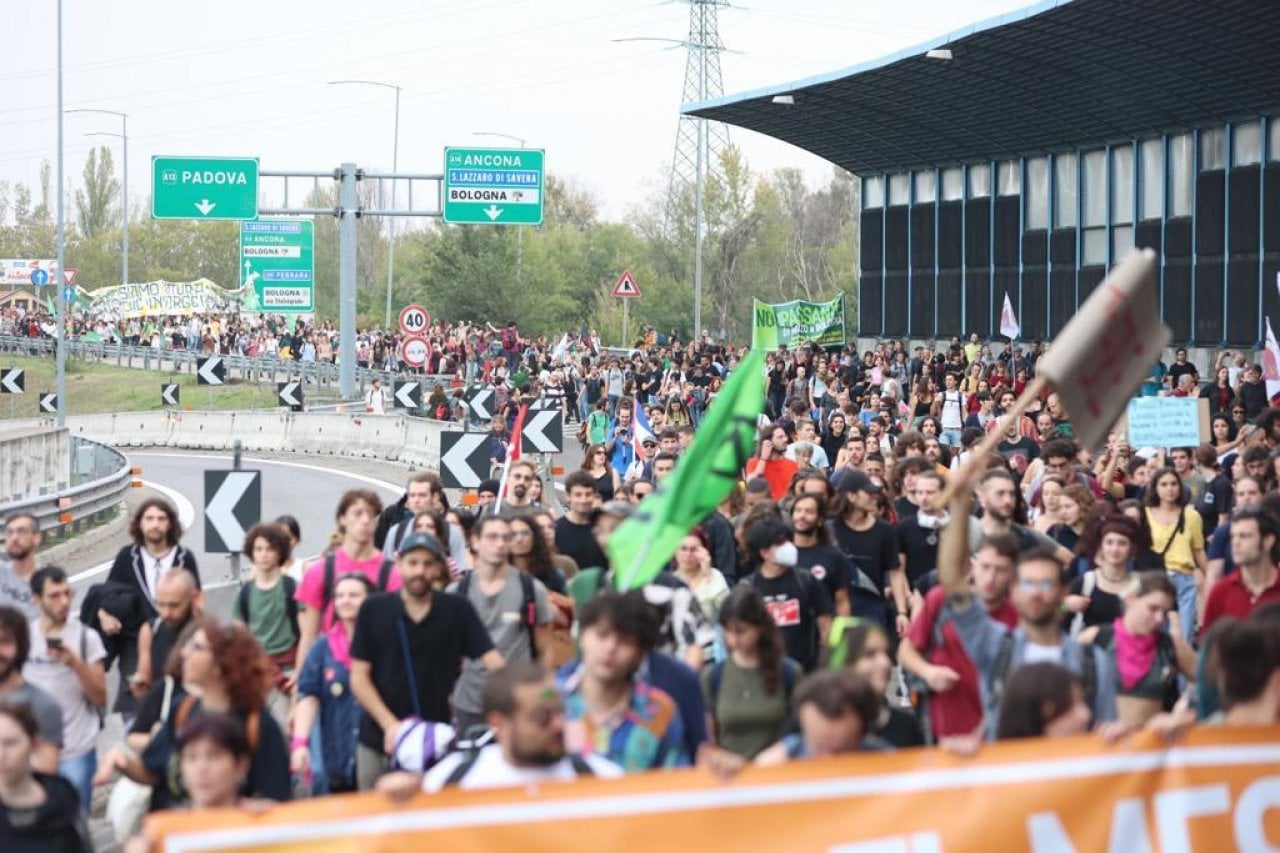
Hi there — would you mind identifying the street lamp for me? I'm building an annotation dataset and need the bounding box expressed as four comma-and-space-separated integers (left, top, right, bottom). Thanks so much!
472, 131, 527, 288
65, 109, 129, 289
328, 80, 401, 329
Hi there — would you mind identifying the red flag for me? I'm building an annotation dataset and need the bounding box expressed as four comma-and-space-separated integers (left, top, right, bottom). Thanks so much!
507, 403, 528, 464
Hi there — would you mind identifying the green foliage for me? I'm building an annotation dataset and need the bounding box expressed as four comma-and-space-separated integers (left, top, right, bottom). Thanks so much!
75, 146, 120, 240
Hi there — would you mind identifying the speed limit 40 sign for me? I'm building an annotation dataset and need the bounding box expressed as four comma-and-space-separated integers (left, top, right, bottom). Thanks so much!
398, 304, 430, 336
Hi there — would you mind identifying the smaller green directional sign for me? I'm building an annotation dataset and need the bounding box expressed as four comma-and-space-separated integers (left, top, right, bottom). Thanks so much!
240, 219, 314, 313
443, 147, 544, 226
152, 156, 259, 220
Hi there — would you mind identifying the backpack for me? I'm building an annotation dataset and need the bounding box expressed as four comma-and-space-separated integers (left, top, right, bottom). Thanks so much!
706, 658, 799, 711
456, 571, 539, 658
986, 630, 1097, 725
321, 553, 395, 615
236, 575, 300, 643
443, 730, 593, 786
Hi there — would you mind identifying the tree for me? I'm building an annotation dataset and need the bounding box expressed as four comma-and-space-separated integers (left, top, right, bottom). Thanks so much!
75, 146, 120, 239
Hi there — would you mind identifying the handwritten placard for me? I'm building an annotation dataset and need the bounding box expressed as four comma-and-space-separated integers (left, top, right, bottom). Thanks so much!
1126, 396, 1200, 448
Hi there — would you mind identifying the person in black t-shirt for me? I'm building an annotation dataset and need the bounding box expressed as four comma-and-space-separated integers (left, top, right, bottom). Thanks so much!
741, 517, 832, 672
828, 469, 908, 637
789, 495, 852, 617
894, 470, 950, 593
349, 532, 501, 791
555, 472, 608, 570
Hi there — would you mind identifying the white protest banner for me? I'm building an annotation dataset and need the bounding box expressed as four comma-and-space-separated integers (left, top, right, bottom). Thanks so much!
83, 279, 250, 319
1126, 397, 1200, 448
1035, 249, 1170, 451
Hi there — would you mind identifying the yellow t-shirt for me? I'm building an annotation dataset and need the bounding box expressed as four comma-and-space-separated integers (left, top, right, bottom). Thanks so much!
1145, 506, 1204, 574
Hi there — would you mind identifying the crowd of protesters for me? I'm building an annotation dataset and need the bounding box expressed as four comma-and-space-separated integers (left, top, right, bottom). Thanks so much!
1, 319, 1279, 850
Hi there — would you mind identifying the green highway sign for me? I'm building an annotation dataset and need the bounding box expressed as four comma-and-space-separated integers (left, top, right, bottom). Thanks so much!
443, 147, 544, 226
240, 219, 314, 313
152, 156, 259, 220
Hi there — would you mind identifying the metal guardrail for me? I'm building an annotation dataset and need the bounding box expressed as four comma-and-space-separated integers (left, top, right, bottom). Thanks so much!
0, 334, 454, 396
2, 435, 131, 541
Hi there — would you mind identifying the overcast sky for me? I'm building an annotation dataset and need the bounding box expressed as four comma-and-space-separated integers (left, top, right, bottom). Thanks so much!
3, 0, 1028, 223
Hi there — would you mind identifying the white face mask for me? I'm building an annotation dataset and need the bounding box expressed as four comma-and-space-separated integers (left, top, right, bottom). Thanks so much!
771, 541, 799, 568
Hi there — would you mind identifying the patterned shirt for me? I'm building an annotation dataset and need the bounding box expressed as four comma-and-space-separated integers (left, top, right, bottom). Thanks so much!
558, 664, 690, 772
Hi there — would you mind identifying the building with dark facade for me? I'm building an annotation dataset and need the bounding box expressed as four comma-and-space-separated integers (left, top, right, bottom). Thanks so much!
686, 0, 1280, 346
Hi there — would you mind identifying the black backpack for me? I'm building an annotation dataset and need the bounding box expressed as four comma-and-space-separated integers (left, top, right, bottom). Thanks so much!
456, 571, 539, 657
443, 729, 593, 786
320, 553, 396, 614
236, 575, 300, 643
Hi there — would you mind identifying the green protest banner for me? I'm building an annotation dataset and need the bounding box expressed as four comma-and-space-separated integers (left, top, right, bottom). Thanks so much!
752, 294, 846, 349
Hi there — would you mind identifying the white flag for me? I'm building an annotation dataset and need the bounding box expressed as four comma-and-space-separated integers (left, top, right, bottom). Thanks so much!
1265, 316, 1280, 400
999, 292, 1021, 339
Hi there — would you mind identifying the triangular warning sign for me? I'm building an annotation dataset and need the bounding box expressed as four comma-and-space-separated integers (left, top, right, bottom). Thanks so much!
612, 270, 640, 298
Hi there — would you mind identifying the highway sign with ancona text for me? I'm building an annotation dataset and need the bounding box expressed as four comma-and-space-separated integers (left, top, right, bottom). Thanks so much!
443, 147, 544, 226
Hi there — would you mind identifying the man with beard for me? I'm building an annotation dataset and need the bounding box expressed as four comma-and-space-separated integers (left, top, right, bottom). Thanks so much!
99, 499, 199, 720
502, 462, 538, 510
349, 532, 503, 790
0, 512, 42, 620
790, 495, 852, 617
376, 662, 621, 795
377, 472, 469, 568
976, 468, 1074, 565
133, 568, 200, 692
922, 468, 1116, 740
0, 606, 63, 772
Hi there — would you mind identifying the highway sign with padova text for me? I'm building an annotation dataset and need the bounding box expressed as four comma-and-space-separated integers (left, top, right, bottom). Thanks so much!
443, 147, 544, 226
398, 304, 430, 336
152, 156, 259, 220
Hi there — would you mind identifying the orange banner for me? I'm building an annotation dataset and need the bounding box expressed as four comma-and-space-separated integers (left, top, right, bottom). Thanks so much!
147, 727, 1280, 853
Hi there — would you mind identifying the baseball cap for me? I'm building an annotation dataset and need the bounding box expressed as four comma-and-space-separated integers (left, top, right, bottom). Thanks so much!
590, 500, 635, 525
641, 436, 658, 447
833, 468, 882, 495
398, 532, 446, 560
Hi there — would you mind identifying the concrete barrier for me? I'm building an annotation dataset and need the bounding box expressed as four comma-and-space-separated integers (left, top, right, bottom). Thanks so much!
0, 425, 70, 501
343, 414, 405, 460
107, 412, 173, 448
169, 411, 235, 451
228, 411, 290, 454
28, 410, 454, 470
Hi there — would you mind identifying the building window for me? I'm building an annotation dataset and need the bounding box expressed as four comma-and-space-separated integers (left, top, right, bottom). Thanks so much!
1026, 157, 1049, 230
941, 167, 963, 201
1169, 134, 1193, 217
1140, 139, 1163, 220
914, 170, 936, 203
968, 163, 991, 197
1112, 225, 1135, 259
1199, 127, 1225, 171
1082, 150, 1106, 228
1234, 120, 1262, 166
1054, 153, 1078, 228
863, 176, 885, 209
889, 173, 910, 206
997, 160, 1020, 196
1083, 229, 1107, 265
1111, 146, 1134, 224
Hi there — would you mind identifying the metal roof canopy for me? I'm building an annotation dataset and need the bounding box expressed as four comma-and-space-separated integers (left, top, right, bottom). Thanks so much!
684, 0, 1280, 176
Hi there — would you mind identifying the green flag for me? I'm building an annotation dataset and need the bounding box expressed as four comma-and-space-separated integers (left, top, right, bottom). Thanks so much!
608, 348, 765, 591
45, 296, 55, 316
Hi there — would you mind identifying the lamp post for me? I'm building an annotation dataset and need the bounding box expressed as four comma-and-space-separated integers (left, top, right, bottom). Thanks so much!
473, 131, 527, 288
66, 110, 128, 289
328, 80, 401, 329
